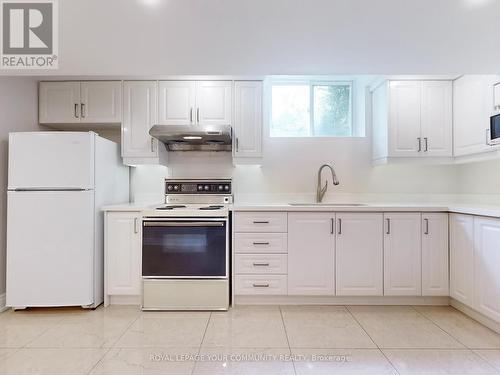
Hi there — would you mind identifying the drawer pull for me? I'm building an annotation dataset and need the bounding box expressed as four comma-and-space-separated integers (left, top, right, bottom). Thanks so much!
252, 262, 270, 267
253, 241, 270, 245
253, 220, 270, 224
252, 283, 270, 288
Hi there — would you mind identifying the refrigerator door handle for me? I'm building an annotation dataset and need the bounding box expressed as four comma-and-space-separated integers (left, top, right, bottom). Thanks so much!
10, 188, 89, 192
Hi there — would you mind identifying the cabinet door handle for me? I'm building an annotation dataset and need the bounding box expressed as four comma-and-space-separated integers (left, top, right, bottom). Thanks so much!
190, 108, 193, 123
81, 103, 85, 118
424, 137, 428, 152
337, 218, 342, 235
253, 242, 270, 245
253, 220, 269, 224
417, 137, 422, 152
196, 108, 200, 123
74, 103, 79, 118
235, 137, 239, 152
424, 218, 429, 235
330, 218, 334, 234
386, 218, 391, 235
151, 138, 155, 152
252, 283, 270, 288
134, 218, 139, 234
253, 263, 270, 267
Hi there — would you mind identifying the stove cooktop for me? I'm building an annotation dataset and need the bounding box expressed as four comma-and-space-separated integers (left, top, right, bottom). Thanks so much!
155, 204, 225, 211
145, 203, 230, 218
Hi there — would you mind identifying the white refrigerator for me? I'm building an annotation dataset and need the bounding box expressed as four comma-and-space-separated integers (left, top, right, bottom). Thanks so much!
6, 132, 129, 309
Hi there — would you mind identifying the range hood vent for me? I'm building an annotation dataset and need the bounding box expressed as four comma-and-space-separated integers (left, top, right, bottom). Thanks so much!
149, 125, 232, 151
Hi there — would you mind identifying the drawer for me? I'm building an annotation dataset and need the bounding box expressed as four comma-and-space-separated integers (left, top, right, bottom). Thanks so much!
234, 212, 287, 232
235, 254, 287, 274
235, 275, 287, 295
234, 233, 287, 254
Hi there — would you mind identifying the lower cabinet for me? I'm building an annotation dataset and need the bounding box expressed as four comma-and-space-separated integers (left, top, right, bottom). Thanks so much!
287, 212, 335, 295
105, 211, 142, 302
450, 214, 474, 306
383, 213, 422, 296
234, 210, 451, 301
335, 213, 383, 296
473, 217, 500, 321
422, 213, 449, 296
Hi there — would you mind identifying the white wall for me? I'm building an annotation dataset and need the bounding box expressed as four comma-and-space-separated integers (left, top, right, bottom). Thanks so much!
2, 0, 500, 76
455, 159, 500, 202
0, 78, 41, 295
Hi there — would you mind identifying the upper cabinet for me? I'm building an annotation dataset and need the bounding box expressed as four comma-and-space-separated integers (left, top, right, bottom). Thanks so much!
122, 81, 167, 166
39, 81, 122, 125
157, 80, 232, 126
158, 81, 196, 125
233, 81, 263, 158
196, 81, 232, 125
494, 81, 500, 110
39, 82, 81, 124
372, 80, 452, 162
453, 75, 497, 157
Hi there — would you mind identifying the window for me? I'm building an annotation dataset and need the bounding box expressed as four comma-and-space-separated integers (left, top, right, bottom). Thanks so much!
271, 81, 353, 137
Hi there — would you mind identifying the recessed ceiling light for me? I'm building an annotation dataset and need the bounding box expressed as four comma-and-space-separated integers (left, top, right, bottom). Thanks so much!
140, 0, 161, 6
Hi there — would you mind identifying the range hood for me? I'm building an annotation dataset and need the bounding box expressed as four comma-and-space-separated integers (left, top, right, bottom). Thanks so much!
149, 125, 232, 151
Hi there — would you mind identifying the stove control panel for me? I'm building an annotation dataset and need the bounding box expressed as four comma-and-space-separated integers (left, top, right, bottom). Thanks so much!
166, 180, 232, 195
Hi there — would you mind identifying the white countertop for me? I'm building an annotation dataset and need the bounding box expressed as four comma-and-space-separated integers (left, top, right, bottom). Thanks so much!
102, 201, 500, 219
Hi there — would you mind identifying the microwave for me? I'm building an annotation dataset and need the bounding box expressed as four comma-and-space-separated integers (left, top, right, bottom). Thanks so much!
491, 114, 500, 146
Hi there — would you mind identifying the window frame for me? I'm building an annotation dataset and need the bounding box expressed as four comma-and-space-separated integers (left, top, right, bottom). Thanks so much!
270, 79, 354, 138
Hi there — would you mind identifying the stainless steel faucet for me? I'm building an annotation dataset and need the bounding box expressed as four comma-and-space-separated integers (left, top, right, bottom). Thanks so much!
316, 164, 340, 203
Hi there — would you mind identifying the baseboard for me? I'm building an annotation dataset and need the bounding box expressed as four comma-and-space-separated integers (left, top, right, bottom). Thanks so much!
108, 295, 141, 306
0, 293, 7, 313
234, 295, 450, 306
450, 299, 500, 335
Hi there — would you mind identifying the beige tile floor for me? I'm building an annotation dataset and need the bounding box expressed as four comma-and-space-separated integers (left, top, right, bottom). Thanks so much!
1, 305, 500, 374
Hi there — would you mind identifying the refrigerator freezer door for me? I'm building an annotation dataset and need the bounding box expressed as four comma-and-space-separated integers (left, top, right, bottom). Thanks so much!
6, 190, 95, 307
8, 132, 95, 190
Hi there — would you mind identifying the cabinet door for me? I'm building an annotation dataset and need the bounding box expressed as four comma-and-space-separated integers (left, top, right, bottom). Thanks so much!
234, 81, 262, 158
106, 212, 142, 296
80, 81, 122, 123
195, 81, 232, 125
421, 81, 452, 157
453, 75, 492, 156
384, 213, 422, 296
288, 212, 335, 295
336, 213, 383, 296
449, 214, 474, 306
158, 81, 196, 125
494, 82, 500, 110
39, 82, 81, 124
388, 81, 422, 157
422, 213, 449, 296
474, 217, 500, 321
122, 81, 158, 158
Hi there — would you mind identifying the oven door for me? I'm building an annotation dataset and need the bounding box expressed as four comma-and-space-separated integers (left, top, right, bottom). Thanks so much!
142, 218, 228, 278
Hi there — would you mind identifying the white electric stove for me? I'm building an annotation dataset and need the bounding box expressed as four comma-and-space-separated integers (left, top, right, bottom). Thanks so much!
141, 179, 232, 311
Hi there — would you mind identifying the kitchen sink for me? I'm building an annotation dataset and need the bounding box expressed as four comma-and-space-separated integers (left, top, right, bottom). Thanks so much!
288, 203, 368, 207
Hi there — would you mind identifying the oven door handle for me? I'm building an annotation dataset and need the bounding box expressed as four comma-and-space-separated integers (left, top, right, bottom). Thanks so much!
143, 221, 225, 227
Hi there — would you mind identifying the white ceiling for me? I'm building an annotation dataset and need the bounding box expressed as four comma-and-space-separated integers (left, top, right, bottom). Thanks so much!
4, 0, 500, 76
